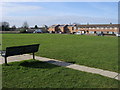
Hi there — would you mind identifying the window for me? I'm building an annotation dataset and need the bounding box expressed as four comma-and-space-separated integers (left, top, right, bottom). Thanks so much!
114, 27, 117, 30
108, 32, 112, 34
97, 27, 99, 29
78, 31, 81, 33
96, 31, 101, 34
103, 31, 107, 34
110, 27, 112, 29
89, 31, 94, 34
74, 27, 77, 30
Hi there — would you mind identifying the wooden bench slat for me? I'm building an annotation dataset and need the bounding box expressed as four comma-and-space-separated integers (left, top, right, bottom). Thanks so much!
1, 44, 40, 65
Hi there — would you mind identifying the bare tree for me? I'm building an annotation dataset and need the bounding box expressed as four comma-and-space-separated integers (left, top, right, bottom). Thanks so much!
22, 21, 29, 29
34, 25, 38, 29
11, 25, 16, 31
1, 21, 10, 31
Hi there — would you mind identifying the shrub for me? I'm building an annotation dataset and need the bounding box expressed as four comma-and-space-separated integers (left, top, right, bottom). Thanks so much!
20, 29, 26, 33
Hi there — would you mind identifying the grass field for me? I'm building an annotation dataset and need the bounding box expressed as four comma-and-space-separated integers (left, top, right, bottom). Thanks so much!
2, 60, 119, 88
2, 34, 118, 72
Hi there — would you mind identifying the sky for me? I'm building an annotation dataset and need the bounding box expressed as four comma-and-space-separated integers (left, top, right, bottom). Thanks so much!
0, 2, 118, 27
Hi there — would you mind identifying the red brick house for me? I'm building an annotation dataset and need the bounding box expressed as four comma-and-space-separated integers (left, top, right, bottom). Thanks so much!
48, 24, 120, 35
48, 24, 60, 33
76, 24, 119, 35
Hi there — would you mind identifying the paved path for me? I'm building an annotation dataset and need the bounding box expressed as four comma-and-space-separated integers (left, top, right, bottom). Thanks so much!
0, 54, 119, 80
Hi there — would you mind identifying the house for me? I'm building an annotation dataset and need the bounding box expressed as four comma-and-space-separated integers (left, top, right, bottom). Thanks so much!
76, 24, 120, 35
48, 23, 120, 36
67, 24, 77, 34
48, 24, 60, 33
58, 24, 68, 33
48, 24, 77, 34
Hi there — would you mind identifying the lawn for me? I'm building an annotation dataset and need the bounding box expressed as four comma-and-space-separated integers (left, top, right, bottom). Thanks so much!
2, 34, 118, 72
2, 60, 119, 88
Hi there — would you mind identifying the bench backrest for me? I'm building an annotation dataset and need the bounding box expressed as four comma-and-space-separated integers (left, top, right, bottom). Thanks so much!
5, 44, 40, 57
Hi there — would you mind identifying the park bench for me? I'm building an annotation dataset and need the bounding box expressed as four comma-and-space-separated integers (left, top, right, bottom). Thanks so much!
1, 44, 40, 65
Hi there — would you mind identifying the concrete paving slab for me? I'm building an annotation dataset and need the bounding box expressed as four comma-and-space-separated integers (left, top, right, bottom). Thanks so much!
0, 54, 32, 64
114, 74, 120, 80
66, 64, 104, 74
67, 64, 90, 72
35, 56, 53, 61
99, 70, 118, 79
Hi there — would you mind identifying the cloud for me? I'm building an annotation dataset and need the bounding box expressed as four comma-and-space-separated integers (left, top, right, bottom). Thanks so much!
1, 0, 119, 2
1, 2, 43, 16
1, 2, 117, 27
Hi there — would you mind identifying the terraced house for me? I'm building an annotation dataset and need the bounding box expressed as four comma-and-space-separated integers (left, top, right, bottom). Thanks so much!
48, 24, 120, 36
77, 24, 119, 35
48, 24, 76, 34
48, 24, 60, 33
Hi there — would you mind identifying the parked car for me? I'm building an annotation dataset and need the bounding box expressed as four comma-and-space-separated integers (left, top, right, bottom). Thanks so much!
75, 31, 84, 35
96, 33, 104, 36
116, 34, 120, 37
33, 29, 43, 33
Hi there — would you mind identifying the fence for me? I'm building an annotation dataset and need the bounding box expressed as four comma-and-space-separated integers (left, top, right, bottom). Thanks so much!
0, 31, 20, 34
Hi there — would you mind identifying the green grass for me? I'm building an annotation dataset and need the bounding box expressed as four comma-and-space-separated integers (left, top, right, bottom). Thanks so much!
2, 34, 118, 72
2, 60, 119, 88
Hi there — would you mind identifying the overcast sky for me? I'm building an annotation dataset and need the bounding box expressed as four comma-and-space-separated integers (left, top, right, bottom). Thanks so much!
1, 1, 118, 27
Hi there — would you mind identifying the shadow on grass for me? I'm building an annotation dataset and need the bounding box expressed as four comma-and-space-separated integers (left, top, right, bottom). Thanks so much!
45, 60, 73, 66
66, 61, 76, 64
18, 60, 60, 69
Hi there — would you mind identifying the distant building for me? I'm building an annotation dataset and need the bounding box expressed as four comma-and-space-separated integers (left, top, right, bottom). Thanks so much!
48, 24, 76, 34
59, 24, 68, 33
67, 24, 77, 34
77, 24, 119, 35
48, 24, 60, 33
48, 24, 120, 36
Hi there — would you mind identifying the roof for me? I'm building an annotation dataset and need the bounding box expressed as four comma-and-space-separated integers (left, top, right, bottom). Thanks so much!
50, 24, 60, 28
77, 24, 120, 28
59, 24, 68, 27
68, 25, 76, 27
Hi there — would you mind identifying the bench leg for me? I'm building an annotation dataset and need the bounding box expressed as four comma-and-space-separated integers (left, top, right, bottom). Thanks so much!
33, 53, 35, 60
5, 57, 8, 66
